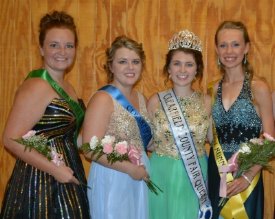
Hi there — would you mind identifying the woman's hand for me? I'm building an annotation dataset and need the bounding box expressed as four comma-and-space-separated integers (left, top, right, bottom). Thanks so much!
127, 164, 149, 180
51, 165, 80, 184
226, 175, 250, 197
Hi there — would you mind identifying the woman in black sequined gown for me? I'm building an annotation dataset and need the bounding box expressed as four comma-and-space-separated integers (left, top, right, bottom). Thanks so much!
208, 21, 275, 219
0, 11, 89, 218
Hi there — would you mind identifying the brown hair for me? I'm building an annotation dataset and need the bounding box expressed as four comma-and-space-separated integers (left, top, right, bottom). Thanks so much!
163, 48, 204, 85
39, 11, 78, 47
215, 21, 253, 79
104, 35, 145, 82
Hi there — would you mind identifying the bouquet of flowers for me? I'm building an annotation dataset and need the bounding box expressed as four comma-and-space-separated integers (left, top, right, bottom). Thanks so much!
80, 135, 163, 195
218, 133, 275, 207
13, 130, 89, 187
13, 130, 64, 166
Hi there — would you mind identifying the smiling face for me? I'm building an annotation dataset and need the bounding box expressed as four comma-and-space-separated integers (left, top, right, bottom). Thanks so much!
168, 50, 197, 88
215, 28, 249, 71
110, 47, 142, 87
40, 27, 76, 75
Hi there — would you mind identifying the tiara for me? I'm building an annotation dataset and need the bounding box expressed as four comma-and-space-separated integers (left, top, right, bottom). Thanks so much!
168, 30, 202, 52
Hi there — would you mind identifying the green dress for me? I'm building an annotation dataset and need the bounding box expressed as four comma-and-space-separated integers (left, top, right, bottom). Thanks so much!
149, 91, 210, 219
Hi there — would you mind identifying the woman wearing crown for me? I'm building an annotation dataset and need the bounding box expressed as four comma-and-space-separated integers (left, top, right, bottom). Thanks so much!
147, 30, 212, 219
208, 21, 275, 219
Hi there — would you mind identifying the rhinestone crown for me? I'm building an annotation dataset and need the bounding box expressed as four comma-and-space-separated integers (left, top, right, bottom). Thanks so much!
168, 29, 202, 52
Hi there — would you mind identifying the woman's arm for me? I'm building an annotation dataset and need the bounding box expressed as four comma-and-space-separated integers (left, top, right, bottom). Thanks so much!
145, 93, 159, 152
272, 90, 275, 120
2, 78, 79, 184
82, 91, 148, 180
203, 94, 213, 144
227, 79, 275, 197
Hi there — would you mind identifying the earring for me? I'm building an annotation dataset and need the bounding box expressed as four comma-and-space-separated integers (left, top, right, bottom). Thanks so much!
217, 58, 221, 66
169, 74, 172, 79
243, 53, 247, 64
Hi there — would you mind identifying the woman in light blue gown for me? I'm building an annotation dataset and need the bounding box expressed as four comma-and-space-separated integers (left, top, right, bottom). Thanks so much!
82, 36, 152, 219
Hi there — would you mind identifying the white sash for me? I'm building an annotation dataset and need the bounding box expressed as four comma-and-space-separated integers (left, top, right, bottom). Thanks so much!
158, 89, 212, 219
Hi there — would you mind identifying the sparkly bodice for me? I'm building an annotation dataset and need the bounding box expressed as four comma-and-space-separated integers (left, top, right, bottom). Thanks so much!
151, 91, 209, 159
0, 98, 89, 218
212, 75, 262, 153
106, 92, 150, 151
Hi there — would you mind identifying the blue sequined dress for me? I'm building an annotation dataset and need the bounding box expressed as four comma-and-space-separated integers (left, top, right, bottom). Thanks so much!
208, 74, 264, 219
0, 98, 90, 219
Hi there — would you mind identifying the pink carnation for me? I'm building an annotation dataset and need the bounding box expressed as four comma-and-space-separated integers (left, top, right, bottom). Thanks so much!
51, 150, 64, 166
103, 143, 113, 154
114, 141, 128, 155
22, 130, 36, 139
263, 133, 275, 142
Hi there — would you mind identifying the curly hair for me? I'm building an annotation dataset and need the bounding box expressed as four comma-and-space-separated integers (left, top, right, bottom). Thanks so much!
39, 10, 78, 47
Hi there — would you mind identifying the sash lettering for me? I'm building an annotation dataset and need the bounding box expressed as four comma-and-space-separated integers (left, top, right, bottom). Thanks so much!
159, 89, 212, 219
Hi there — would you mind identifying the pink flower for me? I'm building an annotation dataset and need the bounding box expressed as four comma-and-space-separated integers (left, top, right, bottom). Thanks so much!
50, 149, 64, 166
22, 130, 37, 139
114, 141, 128, 155
128, 145, 142, 165
263, 133, 275, 142
219, 152, 239, 197
250, 138, 264, 145
103, 143, 113, 154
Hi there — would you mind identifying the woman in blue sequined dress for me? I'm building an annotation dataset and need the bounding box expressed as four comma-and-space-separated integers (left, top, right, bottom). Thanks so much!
1, 11, 89, 218
208, 21, 275, 219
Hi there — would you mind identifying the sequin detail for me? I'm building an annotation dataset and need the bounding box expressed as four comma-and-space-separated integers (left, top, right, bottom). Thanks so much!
151, 91, 209, 159
212, 74, 262, 152
0, 98, 90, 219
106, 92, 150, 151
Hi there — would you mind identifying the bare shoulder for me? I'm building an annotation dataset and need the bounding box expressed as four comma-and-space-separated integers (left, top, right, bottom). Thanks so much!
147, 93, 160, 113
4, 78, 57, 138
251, 76, 271, 97
86, 90, 113, 112
202, 93, 212, 116
15, 78, 56, 104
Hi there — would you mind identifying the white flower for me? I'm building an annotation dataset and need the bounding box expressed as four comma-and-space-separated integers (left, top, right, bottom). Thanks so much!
101, 135, 115, 145
239, 144, 251, 154
89, 136, 99, 150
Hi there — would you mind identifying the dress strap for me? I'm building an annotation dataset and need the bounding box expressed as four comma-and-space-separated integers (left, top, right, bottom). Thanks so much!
99, 85, 152, 150
26, 69, 84, 144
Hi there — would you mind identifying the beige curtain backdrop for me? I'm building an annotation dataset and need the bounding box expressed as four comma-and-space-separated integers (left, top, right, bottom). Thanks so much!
1, 0, 274, 218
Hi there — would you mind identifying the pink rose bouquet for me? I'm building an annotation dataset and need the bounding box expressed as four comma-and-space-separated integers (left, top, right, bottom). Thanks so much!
80, 135, 163, 195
